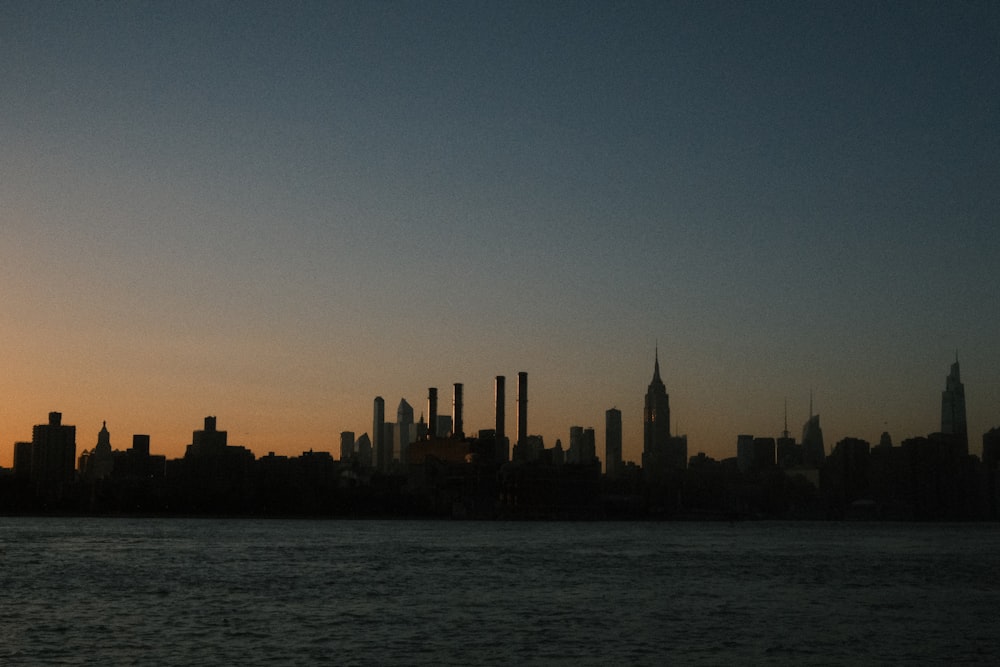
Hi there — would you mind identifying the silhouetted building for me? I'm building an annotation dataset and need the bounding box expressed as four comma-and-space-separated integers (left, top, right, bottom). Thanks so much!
552, 439, 565, 466
736, 434, 754, 473
13, 441, 32, 480
355, 433, 372, 468
984, 427, 1000, 471
776, 403, 801, 468
435, 415, 453, 440
516, 372, 528, 451
397, 399, 414, 464
112, 434, 165, 481
751, 437, 776, 473
941, 357, 968, 456
181, 416, 254, 512
373, 397, 387, 471
825, 437, 871, 513
643, 348, 671, 456
452, 383, 464, 439
642, 349, 686, 480
495, 376, 508, 461
801, 410, 825, 468
427, 387, 438, 438
29, 412, 77, 500
340, 431, 355, 462
568, 426, 584, 464
606, 408, 622, 478
79, 421, 114, 482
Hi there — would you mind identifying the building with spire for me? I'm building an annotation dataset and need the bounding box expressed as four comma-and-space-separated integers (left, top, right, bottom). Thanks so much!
642, 347, 686, 478
801, 392, 825, 467
79, 421, 115, 482
941, 355, 968, 456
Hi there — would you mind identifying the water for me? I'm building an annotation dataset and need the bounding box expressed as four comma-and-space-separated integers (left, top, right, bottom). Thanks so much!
1, 519, 998, 665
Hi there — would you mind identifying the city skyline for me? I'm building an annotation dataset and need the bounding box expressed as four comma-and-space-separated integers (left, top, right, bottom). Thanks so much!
1, 353, 994, 467
3, 3, 999, 464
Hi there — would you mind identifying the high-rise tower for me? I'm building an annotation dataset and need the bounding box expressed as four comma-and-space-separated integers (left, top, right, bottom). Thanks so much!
373, 396, 387, 471
642, 347, 686, 475
801, 391, 825, 467
643, 347, 671, 453
516, 372, 528, 449
397, 399, 414, 464
941, 355, 968, 455
606, 407, 622, 478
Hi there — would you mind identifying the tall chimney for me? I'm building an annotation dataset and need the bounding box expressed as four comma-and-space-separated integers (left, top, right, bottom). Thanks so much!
453, 382, 464, 438
517, 371, 528, 447
495, 375, 505, 441
428, 387, 438, 439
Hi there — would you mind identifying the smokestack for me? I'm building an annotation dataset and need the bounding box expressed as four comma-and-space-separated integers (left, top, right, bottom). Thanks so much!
495, 375, 505, 441
428, 387, 438, 439
517, 371, 528, 447
453, 383, 464, 438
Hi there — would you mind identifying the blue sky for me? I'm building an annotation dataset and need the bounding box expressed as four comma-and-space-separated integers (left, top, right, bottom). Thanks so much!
2, 1, 998, 462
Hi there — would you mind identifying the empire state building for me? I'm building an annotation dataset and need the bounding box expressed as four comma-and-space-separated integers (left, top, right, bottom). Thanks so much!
644, 349, 671, 451
642, 348, 686, 477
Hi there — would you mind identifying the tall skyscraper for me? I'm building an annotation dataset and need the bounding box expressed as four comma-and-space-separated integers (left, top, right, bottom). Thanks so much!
642, 348, 686, 476
941, 356, 968, 455
340, 431, 355, 462
801, 392, 825, 467
606, 408, 622, 478
30, 411, 76, 499
373, 396, 387, 471
397, 399, 414, 464
516, 372, 528, 450
644, 347, 671, 451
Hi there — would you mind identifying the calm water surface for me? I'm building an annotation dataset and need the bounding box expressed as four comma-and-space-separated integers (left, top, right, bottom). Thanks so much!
1, 519, 998, 665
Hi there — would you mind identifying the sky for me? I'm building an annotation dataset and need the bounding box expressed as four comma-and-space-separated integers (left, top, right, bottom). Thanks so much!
2, 1, 999, 466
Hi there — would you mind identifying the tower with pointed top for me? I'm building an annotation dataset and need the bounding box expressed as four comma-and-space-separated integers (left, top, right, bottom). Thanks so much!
644, 347, 671, 453
642, 347, 686, 477
941, 356, 968, 455
801, 391, 825, 467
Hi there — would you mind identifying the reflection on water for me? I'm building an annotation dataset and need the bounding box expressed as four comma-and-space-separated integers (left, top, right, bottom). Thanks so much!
1, 519, 999, 665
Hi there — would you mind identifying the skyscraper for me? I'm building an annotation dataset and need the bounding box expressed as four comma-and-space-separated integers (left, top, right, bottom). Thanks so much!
941, 356, 968, 455
644, 347, 671, 452
340, 431, 355, 462
397, 399, 414, 464
801, 392, 825, 467
30, 411, 76, 499
606, 408, 622, 478
516, 372, 528, 450
642, 348, 686, 476
373, 396, 387, 471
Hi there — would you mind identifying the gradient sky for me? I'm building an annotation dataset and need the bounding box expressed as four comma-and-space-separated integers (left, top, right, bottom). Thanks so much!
3, 1, 999, 466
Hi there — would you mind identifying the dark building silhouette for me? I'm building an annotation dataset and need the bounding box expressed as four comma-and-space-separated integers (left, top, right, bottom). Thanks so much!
427, 387, 438, 439
605, 407, 622, 478
984, 427, 1000, 471
495, 375, 508, 462
801, 399, 825, 468
181, 416, 254, 511
355, 432, 373, 468
825, 437, 871, 515
516, 372, 528, 451
29, 412, 76, 500
452, 383, 464, 439
941, 356, 968, 456
373, 396, 387, 472
642, 349, 686, 478
79, 421, 114, 482
340, 431, 355, 462
397, 400, 414, 466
